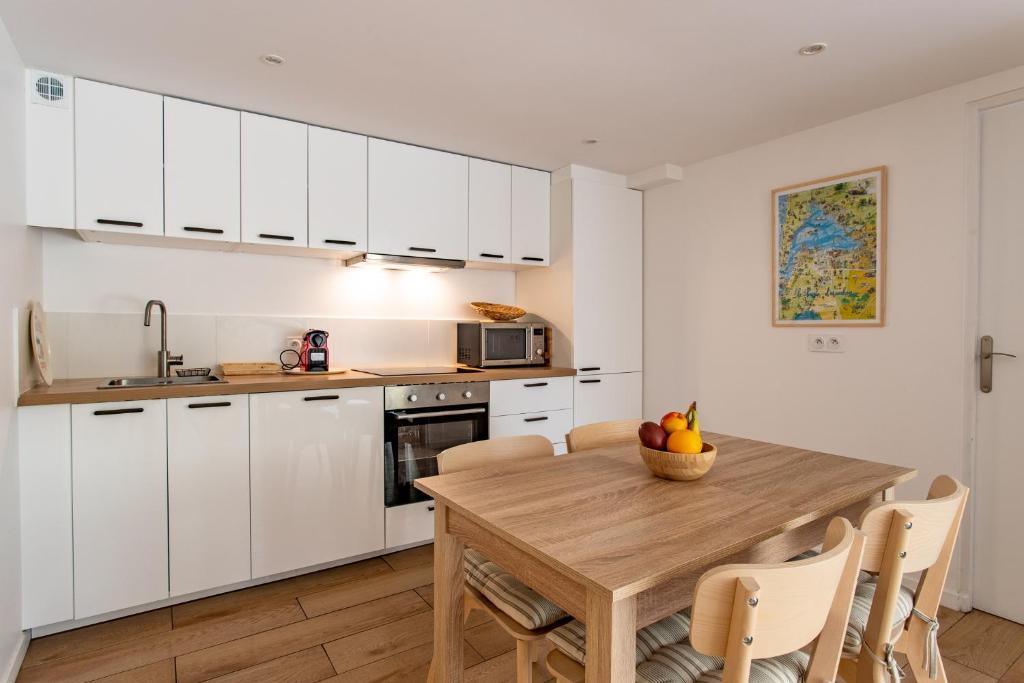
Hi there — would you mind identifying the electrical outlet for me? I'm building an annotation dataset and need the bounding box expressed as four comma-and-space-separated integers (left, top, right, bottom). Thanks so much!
807, 335, 828, 352
827, 335, 845, 353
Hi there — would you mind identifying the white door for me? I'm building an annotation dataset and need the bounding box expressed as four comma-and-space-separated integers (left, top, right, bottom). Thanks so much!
167, 396, 251, 596
368, 139, 468, 260
572, 180, 643, 374
164, 97, 241, 242
511, 167, 551, 266
468, 158, 511, 265
250, 387, 384, 578
71, 400, 168, 618
975, 100, 1024, 623
241, 112, 308, 247
573, 372, 643, 427
308, 125, 368, 252
75, 79, 163, 235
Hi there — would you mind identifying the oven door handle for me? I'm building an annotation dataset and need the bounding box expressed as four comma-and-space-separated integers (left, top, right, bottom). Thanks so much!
390, 407, 487, 420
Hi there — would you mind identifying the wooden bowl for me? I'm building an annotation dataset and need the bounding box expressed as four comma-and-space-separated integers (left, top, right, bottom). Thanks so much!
638, 442, 717, 481
470, 302, 527, 322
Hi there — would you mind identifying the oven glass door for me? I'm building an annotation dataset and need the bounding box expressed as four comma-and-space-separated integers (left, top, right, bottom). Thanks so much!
484, 327, 528, 362
384, 405, 488, 507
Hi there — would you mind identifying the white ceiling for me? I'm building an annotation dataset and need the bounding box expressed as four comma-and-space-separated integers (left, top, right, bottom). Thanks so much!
3, 0, 1024, 173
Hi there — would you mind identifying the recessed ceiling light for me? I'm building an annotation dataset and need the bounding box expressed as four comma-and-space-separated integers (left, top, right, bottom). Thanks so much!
798, 43, 827, 56
261, 54, 286, 66
582, 139, 599, 145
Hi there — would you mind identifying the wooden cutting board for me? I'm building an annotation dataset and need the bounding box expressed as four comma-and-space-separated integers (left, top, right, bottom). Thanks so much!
220, 362, 281, 376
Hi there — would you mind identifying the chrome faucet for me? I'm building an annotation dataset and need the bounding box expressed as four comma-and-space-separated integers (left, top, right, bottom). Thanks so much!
143, 300, 183, 378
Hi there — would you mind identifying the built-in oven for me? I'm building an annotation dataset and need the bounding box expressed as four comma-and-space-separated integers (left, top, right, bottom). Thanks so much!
384, 382, 490, 508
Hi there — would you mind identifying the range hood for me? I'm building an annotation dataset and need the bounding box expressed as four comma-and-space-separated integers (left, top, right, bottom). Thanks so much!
344, 253, 466, 272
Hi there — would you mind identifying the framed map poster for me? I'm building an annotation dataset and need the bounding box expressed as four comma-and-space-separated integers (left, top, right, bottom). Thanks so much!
772, 166, 886, 326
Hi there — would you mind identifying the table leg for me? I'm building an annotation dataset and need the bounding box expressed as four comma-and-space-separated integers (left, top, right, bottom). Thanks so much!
430, 501, 465, 683
585, 589, 636, 683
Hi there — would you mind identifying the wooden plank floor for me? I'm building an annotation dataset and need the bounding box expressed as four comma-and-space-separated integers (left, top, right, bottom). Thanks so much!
15, 544, 1024, 682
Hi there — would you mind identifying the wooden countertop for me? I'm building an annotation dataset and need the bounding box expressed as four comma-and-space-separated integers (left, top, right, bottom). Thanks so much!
17, 366, 577, 406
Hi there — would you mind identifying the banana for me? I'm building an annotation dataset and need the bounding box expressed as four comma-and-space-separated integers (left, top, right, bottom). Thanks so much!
686, 401, 700, 436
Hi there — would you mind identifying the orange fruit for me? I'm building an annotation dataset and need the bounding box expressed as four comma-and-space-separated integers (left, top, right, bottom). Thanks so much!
666, 429, 703, 455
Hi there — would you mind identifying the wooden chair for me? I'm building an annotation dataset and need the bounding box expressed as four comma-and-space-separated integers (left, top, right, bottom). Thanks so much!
435, 435, 567, 683
839, 475, 969, 683
546, 517, 866, 683
565, 418, 642, 453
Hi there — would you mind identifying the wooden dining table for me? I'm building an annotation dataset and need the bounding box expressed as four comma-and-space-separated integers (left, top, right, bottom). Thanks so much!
415, 431, 916, 683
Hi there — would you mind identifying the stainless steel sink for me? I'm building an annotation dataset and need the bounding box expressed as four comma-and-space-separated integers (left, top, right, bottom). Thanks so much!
98, 375, 227, 389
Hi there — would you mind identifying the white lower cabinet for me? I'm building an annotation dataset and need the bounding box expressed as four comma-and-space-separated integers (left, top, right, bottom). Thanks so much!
573, 372, 643, 427
71, 400, 168, 619
490, 377, 573, 451
250, 387, 384, 578
385, 500, 435, 549
490, 409, 574, 446
19, 405, 73, 628
168, 396, 251, 596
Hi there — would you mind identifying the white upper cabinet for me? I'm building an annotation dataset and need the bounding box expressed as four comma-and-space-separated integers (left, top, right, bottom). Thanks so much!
250, 387, 385, 578
71, 400, 168, 619
241, 112, 308, 247
468, 158, 511, 264
75, 79, 164, 235
167, 396, 251, 597
511, 167, 551, 266
308, 126, 368, 252
164, 98, 241, 242
368, 139, 468, 261
571, 181, 643, 374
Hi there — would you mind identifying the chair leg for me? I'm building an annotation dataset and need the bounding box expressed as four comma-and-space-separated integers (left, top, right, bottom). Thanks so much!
900, 639, 948, 683
516, 640, 534, 683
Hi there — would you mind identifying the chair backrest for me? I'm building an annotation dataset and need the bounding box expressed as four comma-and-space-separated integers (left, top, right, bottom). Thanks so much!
437, 435, 555, 474
855, 475, 968, 671
565, 419, 642, 453
690, 517, 866, 683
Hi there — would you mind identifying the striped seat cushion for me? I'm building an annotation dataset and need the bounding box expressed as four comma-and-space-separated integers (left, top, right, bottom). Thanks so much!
463, 548, 568, 630
844, 575, 916, 653
548, 610, 692, 666
548, 610, 807, 683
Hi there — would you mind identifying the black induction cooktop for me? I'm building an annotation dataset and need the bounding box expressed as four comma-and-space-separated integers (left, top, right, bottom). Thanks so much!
354, 366, 483, 376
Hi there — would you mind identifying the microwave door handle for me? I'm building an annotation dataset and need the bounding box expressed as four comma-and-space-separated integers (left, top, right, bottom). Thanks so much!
390, 407, 487, 420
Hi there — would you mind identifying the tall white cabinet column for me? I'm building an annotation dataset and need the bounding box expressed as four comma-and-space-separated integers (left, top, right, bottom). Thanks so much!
517, 167, 644, 425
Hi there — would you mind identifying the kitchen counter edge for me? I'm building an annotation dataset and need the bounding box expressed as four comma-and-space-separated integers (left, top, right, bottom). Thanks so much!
18, 367, 579, 407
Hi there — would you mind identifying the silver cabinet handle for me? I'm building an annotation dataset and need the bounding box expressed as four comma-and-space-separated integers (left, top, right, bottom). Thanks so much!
391, 407, 486, 420
981, 335, 1017, 393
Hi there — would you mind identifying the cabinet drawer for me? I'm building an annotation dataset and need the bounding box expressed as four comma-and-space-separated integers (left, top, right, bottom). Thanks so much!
489, 408, 573, 446
386, 500, 435, 549
490, 376, 572, 416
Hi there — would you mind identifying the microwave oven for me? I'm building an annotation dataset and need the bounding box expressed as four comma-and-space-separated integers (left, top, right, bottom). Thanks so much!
457, 322, 547, 367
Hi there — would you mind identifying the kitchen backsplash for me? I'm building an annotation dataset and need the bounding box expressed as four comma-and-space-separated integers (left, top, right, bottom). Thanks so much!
45, 312, 463, 379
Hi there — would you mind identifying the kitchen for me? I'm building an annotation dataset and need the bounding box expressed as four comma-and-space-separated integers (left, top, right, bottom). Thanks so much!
3, 3, 1024, 683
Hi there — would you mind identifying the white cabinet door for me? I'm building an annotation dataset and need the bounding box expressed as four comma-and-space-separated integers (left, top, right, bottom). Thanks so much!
19, 405, 73, 629
572, 182, 643, 373
250, 387, 384, 578
489, 376, 572, 416
309, 126, 368, 252
511, 167, 551, 266
572, 372, 643, 427
368, 139, 468, 260
167, 396, 250, 597
164, 97, 240, 242
489, 409, 574, 446
385, 500, 435, 550
468, 158, 511, 265
75, 79, 163, 235
241, 113, 308, 247
71, 400, 168, 619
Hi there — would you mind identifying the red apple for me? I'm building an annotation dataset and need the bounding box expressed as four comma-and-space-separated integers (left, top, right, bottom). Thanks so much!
660, 411, 688, 434
638, 421, 668, 450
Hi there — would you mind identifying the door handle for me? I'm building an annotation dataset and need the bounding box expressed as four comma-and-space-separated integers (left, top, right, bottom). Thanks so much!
980, 335, 1017, 393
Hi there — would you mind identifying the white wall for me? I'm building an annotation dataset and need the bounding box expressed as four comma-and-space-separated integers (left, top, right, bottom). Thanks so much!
644, 63, 1024, 605
0, 17, 42, 682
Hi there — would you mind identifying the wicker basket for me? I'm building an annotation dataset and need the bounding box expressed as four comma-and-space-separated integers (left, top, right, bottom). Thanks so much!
470, 302, 527, 322
638, 442, 717, 481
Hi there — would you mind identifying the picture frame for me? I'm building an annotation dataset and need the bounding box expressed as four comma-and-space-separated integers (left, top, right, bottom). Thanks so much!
771, 166, 887, 326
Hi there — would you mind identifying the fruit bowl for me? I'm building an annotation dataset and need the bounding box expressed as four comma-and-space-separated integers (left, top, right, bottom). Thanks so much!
638, 442, 717, 481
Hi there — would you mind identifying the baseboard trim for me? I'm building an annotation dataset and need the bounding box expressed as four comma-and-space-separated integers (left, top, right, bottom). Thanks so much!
1, 631, 30, 683
902, 574, 971, 612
